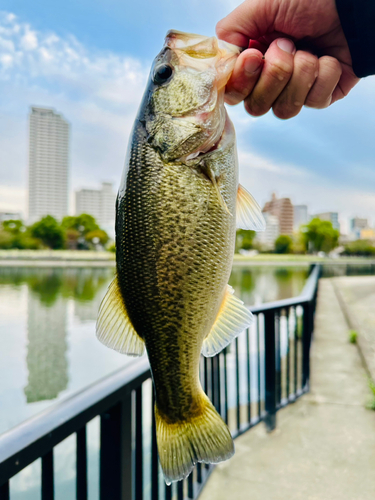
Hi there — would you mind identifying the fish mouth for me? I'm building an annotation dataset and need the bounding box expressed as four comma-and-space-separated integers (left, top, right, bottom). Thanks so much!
164, 30, 240, 91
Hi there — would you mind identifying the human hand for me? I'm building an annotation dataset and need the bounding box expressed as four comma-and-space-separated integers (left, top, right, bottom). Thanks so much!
216, 0, 360, 119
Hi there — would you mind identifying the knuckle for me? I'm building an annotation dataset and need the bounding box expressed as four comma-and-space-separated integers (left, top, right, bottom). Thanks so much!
267, 58, 293, 82
296, 53, 318, 77
215, 21, 229, 40
319, 56, 342, 76
305, 95, 331, 109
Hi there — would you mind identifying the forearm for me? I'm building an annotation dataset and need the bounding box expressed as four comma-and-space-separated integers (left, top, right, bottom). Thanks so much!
336, 0, 375, 77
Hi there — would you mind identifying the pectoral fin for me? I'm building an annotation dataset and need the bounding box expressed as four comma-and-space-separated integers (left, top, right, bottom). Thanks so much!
202, 285, 253, 357
236, 184, 265, 231
96, 276, 145, 356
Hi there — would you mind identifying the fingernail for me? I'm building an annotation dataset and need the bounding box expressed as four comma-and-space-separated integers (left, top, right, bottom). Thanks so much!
244, 56, 262, 75
277, 38, 296, 55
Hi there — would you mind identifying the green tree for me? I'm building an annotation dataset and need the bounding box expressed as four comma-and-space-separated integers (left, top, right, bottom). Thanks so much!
235, 229, 256, 253
343, 240, 375, 256
0, 219, 41, 249
85, 229, 109, 247
61, 214, 99, 235
301, 218, 339, 254
30, 216, 65, 249
0, 230, 13, 249
61, 214, 108, 249
2, 219, 25, 234
275, 234, 293, 254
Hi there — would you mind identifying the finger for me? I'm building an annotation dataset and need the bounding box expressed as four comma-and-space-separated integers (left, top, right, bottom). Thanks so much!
216, 0, 277, 46
244, 38, 295, 117
305, 56, 342, 109
225, 48, 264, 105
272, 51, 319, 119
331, 63, 360, 104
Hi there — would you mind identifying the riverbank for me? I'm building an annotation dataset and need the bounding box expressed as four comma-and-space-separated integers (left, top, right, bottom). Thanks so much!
1, 249, 374, 268
0, 250, 116, 267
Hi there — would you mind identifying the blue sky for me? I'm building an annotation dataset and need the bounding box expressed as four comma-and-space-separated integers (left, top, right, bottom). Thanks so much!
1, 1, 375, 231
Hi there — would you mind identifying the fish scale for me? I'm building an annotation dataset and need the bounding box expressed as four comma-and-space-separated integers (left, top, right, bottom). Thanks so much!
96, 30, 264, 484
117, 119, 236, 418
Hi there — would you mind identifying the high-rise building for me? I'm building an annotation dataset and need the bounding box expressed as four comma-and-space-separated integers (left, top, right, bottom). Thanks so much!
350, 217, 368, 239
257, 213, 280, 249
28, 107, 70, 224
75, 182, 116, 235
262, 193, 294, 235
293, 205, 308, 231
0, 212, 22, 222
313, 212, 340, 231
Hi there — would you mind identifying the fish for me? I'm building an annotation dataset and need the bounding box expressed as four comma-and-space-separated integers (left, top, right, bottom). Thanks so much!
96, 30, 265, 484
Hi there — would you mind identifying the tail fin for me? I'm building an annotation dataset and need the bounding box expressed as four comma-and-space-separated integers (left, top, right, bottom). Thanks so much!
155, 393, 234, 485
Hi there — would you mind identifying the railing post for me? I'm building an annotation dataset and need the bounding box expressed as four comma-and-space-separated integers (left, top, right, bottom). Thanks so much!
100, 394, 133, 500
264, 311, 277, 431
0, 481, 10, 500
302, 302, 312, 391
76, 427, 87, 500
42, 450, 54, 500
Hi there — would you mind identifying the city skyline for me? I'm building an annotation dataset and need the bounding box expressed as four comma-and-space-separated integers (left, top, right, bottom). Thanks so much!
1, 8, 375, 231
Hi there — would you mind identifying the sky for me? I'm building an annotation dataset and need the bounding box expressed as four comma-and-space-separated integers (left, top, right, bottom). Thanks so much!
1, 1, 375, 231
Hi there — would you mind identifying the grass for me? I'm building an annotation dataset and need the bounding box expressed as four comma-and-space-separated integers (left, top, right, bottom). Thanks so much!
348, 330, 358, 344
367, 380, 375, 411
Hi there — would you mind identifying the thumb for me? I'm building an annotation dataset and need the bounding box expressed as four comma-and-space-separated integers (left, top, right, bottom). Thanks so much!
216, 0, 277, 47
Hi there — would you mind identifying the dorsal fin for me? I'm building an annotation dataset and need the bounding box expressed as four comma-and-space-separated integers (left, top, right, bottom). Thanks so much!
202, 285, 253, 357
236, 184, 265, 231
96, 276, 145, 356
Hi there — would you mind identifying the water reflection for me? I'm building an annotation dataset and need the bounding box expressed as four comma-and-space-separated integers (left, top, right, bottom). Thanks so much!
229, 266, 308, 305
0, 268, 113, 406
25, 293, 68, 402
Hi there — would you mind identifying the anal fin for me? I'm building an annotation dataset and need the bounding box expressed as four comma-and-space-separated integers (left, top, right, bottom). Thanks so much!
202, 285, 253, 357
96, 276, 145, 356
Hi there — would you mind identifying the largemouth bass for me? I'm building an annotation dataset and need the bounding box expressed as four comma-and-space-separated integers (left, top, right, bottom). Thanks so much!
96, 30, 265, 484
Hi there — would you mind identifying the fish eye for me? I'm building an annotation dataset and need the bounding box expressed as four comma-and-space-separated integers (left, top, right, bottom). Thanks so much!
153, 64, 174, 85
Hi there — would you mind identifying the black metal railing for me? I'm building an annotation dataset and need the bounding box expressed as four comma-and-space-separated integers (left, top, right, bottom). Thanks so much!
0, 264, 321, 500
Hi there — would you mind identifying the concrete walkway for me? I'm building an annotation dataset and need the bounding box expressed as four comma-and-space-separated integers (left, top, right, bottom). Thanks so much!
333, 276, 375, 380
200, 278, 375, 500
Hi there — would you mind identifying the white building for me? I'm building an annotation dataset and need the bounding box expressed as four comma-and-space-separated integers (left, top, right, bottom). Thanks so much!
0, 212, 22, 222
293, 205, 308, 231
75, 182, 116, 236
313, 212, 340, 231
257, 213, 280, 249
28, 107, 70, 224
350, 217, 368, 240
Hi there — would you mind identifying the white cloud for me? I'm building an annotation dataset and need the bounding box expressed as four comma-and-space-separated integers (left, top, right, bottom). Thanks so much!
0, 10, 374, 228
0, 11, 149, 216
20, 27, 38, 50
236, 146, 375, 228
